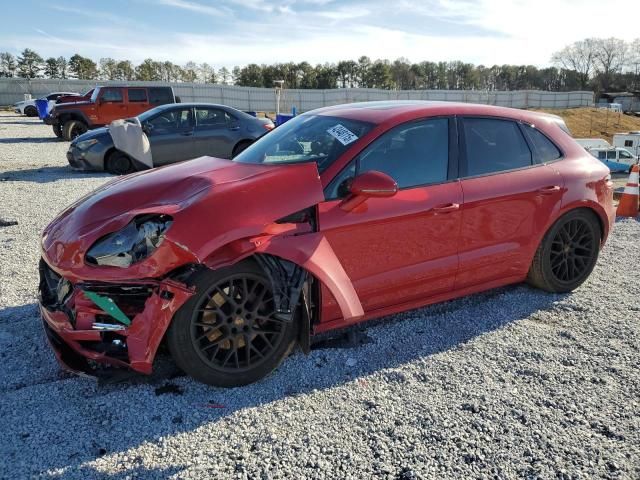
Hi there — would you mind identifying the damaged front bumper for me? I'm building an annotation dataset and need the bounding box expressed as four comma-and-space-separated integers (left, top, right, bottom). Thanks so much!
38, 259, 194, 376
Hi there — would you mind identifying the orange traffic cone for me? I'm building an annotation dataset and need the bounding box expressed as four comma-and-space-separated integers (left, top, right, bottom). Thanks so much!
616, 164, 639, 217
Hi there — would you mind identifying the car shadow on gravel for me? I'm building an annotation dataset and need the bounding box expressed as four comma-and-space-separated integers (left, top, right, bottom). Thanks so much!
0, 137, 62, 144
0, 284, 571, 478
0, 166, 112, 183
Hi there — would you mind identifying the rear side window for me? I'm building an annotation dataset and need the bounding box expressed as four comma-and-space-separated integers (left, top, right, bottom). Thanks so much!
607, 150, 617, 160
523, 125, 562, 162
148, 88, 174, 105
462, 118, 532, 176
100, 88, 123, 102
128, 88, 147, 103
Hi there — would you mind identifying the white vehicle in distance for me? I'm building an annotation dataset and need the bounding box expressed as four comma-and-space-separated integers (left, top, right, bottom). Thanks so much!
13, 92, 80, 117
588, 147, 638, 173
575, 138, 611, 149
613, 132, 640, 158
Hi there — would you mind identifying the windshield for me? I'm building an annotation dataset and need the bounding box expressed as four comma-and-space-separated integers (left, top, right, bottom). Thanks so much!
233, 114, 374, 173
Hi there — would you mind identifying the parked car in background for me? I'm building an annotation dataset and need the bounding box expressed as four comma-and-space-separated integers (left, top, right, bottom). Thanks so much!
588, 147, 638, 172
13, 92, 81, 117
45, 85, 176, 140
67, 103, 272, 174
40, 101, 615, 387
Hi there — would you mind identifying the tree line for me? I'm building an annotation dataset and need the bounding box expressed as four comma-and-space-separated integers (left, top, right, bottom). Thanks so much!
1, 37, 639, 93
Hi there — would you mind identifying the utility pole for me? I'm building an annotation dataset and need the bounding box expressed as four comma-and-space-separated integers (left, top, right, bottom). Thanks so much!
274, 80, 284, 116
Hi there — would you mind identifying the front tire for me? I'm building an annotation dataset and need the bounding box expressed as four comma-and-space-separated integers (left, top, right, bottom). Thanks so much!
24, 105, 37, 117
105, 151, 134, 175
166, 262, 299, 387
52, 124, 63, 138
62, 119, 88, 141
527, 209, 601, 293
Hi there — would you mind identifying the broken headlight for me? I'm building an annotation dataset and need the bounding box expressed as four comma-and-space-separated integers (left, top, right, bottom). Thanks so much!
86, 214, 172, 268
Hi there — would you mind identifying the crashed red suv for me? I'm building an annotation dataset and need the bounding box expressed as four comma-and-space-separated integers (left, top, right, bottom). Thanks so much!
39, 101, 615, 387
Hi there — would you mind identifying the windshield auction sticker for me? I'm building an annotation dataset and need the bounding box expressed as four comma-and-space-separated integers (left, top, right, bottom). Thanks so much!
327, 124, 359, 146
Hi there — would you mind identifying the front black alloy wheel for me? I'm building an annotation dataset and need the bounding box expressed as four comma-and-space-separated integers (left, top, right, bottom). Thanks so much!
528, 209, 601, 293
167, 262, 298, 387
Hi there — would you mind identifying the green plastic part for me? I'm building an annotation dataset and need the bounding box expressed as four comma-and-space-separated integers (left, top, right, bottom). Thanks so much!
84, 291, 131, 326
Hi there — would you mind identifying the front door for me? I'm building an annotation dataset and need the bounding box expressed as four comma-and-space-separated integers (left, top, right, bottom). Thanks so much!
318, 117, 462, 320
146, 107, 195, 166
97, 88, 127, 124
455, 117, 564, 289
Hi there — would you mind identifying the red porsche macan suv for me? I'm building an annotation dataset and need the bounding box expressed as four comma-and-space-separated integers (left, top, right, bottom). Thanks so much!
39, 101, 615, 387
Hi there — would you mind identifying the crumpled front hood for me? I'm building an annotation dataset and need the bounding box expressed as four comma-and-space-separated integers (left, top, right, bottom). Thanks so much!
42, 157, 324, 281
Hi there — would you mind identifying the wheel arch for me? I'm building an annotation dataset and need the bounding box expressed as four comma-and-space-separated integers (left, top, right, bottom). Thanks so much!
232, 138, 254, 157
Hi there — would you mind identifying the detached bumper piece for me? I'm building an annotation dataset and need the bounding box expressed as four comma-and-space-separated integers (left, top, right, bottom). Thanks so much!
38, 258, 194, 377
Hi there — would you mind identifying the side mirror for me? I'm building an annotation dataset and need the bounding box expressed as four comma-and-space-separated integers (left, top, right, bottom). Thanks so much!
340, 170, 398, 211
142, 122, 153, 134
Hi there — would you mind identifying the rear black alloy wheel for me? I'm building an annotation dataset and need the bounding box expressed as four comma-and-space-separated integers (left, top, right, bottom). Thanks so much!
167, 262, 298, 387
528, 209, 600, 293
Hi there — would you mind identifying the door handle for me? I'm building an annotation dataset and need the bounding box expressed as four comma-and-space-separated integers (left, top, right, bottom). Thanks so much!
432, 203, 460, 214
537, 185, 560, 195
229, 125, 240, 131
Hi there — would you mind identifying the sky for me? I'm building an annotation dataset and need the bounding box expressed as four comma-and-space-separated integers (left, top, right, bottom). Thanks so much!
1, 0, 639, 68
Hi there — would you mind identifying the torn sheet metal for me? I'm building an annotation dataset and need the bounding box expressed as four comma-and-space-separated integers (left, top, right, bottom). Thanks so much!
109, 118, 153, 168
83, 290, 131, 326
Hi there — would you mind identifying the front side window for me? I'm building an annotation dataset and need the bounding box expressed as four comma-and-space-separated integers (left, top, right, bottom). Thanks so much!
620, 150, 632, 159
147, 108, 193, 133
462, 118, 532, 176
195, 108, 229, 128
100, 88, 123, 103
325, 118, 449, 199
234, 114, 373, 173
128, 89, 147, 103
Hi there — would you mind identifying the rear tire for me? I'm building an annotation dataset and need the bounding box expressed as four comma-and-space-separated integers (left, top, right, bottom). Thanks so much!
105, 151, 134, 175
166, 261, 299, 387
52, 124, 63, 138
24, 106, 37, 117
232, 140, 253, 158
527, 209, 601, 293
62, 119, 88, 141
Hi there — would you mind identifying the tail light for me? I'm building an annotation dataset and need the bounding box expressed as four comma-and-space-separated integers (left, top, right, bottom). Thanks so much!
263, 123, 275, 131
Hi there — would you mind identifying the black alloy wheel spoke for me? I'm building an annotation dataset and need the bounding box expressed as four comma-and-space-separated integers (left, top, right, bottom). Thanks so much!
549, 219, 595, 283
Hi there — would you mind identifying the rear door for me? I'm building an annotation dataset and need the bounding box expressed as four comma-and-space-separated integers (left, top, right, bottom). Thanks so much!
456, 117, 563, 290
193, 107, 242, 158
318, 117, 463, 320
146, 107, 195, 166
97, 87, 127, 123
126, 88, 150, 117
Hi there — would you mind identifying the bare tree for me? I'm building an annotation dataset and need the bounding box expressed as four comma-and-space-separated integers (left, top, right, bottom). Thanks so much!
593, 37, 627, 89
551, 38, 598, 89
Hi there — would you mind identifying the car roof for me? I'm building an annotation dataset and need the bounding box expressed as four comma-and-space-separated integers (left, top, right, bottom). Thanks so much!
311, 100, 563, 127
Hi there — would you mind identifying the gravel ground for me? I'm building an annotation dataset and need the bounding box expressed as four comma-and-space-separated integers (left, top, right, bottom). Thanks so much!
0, 112, 638, 479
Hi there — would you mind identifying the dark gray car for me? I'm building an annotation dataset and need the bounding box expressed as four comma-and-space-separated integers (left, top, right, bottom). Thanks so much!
66, 103, 274, 174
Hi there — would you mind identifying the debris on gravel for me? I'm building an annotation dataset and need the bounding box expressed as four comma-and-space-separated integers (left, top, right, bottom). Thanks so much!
0, 113, 638, 479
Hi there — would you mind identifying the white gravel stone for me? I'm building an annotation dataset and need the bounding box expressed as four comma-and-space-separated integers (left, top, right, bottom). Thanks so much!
0, 112, 639, 479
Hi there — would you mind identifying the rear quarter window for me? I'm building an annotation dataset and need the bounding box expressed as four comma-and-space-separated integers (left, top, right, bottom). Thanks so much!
148, 88, 174, 105
523, 125, 562, 163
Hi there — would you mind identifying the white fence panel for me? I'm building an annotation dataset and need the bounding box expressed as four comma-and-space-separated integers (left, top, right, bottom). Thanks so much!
0, 78, 594, 111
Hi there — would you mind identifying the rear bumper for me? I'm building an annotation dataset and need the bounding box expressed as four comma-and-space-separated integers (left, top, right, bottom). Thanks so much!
39, 258, 194, 377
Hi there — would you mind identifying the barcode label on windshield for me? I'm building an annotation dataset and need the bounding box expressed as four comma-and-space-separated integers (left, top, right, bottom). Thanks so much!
327, 124, 359, 146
